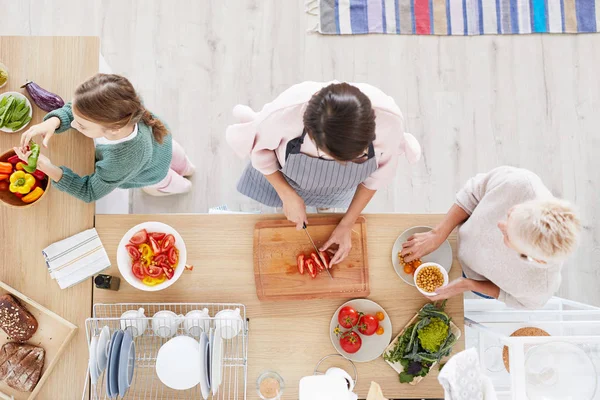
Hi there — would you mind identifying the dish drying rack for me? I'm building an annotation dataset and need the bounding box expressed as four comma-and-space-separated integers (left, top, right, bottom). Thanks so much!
465, 296, 600, 400
82, 303, 248, 400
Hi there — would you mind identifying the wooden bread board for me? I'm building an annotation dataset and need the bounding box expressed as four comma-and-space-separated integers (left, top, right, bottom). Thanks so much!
0, 281, 77, 399
253, 216, 369, 301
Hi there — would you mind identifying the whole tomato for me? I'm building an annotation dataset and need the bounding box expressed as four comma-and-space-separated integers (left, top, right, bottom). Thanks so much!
357, 314, 379, 336
338, 306, 359, 329
339, 331, 362, 354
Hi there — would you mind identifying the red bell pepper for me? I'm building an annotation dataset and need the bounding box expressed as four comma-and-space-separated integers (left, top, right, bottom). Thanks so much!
32, 169, 46, 180
13, 192, 23, 198
7, 155, 20, 164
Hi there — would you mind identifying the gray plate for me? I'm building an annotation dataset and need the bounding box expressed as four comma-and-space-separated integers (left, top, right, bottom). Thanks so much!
118, 330, 135, 397
391, 226, 453, 286
107, 330, 124, 398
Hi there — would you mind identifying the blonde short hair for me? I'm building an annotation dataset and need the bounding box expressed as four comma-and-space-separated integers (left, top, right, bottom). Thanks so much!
507, 198, 581, 262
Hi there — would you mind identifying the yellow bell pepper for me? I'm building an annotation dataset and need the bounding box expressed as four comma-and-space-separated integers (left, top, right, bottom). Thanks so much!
142, 275, 166, 286
22, 187, 44, 204
9, 171, 35, 194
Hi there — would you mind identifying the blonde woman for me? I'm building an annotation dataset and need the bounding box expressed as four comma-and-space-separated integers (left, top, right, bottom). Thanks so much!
401, 166, 580, 309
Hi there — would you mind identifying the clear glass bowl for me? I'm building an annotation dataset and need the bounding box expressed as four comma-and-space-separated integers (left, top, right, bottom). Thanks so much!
256, 370, 285, 400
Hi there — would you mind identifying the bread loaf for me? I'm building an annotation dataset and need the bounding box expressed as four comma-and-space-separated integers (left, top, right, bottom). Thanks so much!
0, 294, 38, 342
0, 342, 45, 392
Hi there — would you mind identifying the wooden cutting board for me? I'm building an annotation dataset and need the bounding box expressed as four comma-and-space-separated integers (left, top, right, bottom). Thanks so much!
254, 216, 369, 300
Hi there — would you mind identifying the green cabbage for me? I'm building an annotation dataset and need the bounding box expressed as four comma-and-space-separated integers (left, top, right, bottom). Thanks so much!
417, 317, 448, 353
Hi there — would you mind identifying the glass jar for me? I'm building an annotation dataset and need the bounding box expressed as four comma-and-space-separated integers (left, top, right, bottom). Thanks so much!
256, 371, 284, 400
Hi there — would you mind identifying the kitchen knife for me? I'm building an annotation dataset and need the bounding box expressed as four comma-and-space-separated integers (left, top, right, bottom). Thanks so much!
303, 223, 333, 279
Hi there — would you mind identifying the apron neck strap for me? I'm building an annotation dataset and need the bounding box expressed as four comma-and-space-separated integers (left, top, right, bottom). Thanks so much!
288, 129, 376, 159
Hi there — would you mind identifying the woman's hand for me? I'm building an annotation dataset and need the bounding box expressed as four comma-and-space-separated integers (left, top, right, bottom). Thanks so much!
20, 117, 60, 148
400, 229, 446, 262
282, 192, 307, 230
427, 278, 471, 301
320, 222, 353, 265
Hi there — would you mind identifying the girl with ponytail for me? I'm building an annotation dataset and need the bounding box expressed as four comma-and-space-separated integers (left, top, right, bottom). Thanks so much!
15, 73, 195, 202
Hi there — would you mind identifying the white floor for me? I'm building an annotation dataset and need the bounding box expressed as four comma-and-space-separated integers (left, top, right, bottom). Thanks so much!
1, 0, 599, 307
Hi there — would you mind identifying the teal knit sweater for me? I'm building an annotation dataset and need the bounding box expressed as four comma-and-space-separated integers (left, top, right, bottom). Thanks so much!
44, 103, 172, 203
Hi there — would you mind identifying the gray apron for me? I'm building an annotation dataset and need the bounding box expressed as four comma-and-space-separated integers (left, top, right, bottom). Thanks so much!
237, 130, 378, 207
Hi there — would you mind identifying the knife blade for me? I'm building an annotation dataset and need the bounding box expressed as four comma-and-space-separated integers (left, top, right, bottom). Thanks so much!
303, 223, 333, 279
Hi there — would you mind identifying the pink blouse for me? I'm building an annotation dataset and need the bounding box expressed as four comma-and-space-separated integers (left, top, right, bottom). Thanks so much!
226, 81, 421, 190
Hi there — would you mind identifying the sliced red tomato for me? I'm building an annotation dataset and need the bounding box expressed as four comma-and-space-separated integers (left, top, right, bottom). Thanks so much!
132, 261, 145, 279
162, 266, 175, 280
149, 236, 161, 254
161, 234, 175, 252
125, 244, 141, 261
306, 259, 317, 278
338, 306, 359, 329
296, 254, 305, 274
168, 247, 178, 265
357, 314, 379, 336
339, 331, 362, 354
130, 229, 148, 245
144, 263, 164, 278
311, 253, 325, 271
320, 251, 331, 269
154, 254, 168, 264
149, 232, 166, 241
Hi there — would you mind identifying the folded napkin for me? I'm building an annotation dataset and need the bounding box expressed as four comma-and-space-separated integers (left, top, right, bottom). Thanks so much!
438, 348, 498, 400
42, 228, 111, 289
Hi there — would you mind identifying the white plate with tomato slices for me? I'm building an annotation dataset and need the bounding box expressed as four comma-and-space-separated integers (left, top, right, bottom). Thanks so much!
117, 221, 187, 291
329, 299, 392, 363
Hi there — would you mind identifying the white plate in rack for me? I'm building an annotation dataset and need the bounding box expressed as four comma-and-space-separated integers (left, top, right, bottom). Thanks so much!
211, 327, 224, 395
96, 326, 110, 373
199, 332, 210, 400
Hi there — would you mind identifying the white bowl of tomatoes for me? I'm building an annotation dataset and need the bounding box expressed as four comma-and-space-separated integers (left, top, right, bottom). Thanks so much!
117, 221, 187, 291
330, 299, 392, 363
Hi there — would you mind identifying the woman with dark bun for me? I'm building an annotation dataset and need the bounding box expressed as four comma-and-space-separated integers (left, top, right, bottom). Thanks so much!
227, 82, 420, 264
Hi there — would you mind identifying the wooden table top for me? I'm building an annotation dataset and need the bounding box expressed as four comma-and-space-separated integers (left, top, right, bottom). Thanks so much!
95, 214, 465, 399
0, 37, 98, 398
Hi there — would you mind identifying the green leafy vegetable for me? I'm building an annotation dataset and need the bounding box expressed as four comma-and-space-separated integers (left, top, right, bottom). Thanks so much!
385, 302, 457, 384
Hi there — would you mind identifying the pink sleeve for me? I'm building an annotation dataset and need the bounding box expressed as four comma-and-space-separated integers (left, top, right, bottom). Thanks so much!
226, 105, 305, 175
362, 112, 420, 190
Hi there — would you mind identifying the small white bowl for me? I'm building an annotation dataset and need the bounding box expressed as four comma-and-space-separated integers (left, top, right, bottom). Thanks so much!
117, 221, 187, 292
414, 262, 449, 296
0, 91, 33, 133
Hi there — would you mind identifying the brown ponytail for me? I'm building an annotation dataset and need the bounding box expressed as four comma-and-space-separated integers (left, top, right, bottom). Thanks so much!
72, 73, 169, 144
141, 110, 169, 144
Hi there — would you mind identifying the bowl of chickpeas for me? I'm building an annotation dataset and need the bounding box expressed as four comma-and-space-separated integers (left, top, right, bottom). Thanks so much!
414, 262, 449, 296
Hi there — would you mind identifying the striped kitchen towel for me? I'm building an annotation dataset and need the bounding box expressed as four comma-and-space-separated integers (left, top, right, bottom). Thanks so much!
311, 0, 600, 35
42, 228, 111, 289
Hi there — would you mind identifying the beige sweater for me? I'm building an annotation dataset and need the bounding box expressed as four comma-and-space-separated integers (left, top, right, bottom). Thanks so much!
455, 166, 560, 309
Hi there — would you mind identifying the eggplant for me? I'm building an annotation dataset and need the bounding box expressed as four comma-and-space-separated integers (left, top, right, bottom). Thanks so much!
21, 80, 65, 112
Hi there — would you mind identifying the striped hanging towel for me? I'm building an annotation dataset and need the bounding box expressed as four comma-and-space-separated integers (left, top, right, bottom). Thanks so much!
311, 0, 600, 35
